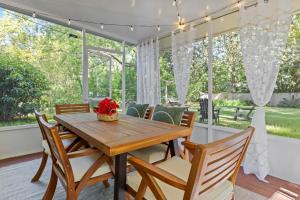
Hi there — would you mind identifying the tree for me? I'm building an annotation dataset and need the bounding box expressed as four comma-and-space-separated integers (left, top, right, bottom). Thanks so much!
0, 53, 48, 120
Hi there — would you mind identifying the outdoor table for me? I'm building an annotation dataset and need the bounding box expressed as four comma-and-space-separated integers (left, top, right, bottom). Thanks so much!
54, 112, 192, 200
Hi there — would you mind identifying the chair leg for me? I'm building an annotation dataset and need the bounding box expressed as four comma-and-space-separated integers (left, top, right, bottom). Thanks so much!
42, 168, 58, 200
66, 190, 77, 200
31, 151, 48, 182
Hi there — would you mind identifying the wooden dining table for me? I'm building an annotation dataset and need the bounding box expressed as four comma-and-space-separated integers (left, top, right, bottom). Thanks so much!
54, 112, 193, 200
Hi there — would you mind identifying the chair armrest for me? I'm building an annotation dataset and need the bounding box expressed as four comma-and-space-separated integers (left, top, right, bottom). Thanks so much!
182, 141, 198, 156
128, 156, 187, 190
59, 132, 77, 139
67, 148, 100, 158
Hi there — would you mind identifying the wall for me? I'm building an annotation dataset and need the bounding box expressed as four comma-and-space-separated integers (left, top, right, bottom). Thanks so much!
192, 123, 300, 185
1, 123, 300, 185
0, 125, 42, 160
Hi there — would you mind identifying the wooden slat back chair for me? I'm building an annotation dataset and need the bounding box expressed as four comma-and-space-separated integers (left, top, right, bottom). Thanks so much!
144, 106, 154, 120
55, 103, 90, 141
55, 103, 90, 114
127, 127, 254, 200
31, 110, 76, 182
199, 98, 220, 124
130, 111, 196, 164
39, 117, 114, 200
178, 111, 196, 160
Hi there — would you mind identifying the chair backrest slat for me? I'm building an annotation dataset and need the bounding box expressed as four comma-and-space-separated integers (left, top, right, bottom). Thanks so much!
55, 103, 90, 114
184, 127, 254, 199
180, 111, 196, 128
144, 106, 154, 120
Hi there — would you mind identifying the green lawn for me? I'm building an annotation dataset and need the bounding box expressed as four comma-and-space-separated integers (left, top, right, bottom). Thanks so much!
190, 106, 300, 139
1, 107, 299, 140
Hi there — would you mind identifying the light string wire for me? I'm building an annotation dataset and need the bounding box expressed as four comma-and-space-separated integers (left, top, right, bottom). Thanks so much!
0, 0, 249, 32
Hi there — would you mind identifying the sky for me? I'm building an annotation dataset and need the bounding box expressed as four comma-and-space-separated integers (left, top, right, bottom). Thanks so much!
0, 7, 3, 18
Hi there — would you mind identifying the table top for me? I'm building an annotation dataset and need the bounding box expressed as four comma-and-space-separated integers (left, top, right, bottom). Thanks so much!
54, 113, 192, 156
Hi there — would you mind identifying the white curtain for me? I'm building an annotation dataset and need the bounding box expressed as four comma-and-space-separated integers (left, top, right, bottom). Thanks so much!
172, 28, 196, 105
240, 0, 292, 181
137, 38, 161, 106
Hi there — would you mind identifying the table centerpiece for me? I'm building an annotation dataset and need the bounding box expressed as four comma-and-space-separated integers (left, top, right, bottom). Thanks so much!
95, 98, 119, 122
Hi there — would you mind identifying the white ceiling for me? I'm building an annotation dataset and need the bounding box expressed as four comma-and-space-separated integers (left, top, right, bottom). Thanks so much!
0, 0, 234, 44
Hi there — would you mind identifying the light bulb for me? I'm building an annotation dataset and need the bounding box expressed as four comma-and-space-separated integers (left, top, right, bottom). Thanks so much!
100, 24, 104, 29
178, 14, 181, 21
206, 16, 211, 21
172, 0, 176, 6
32, 12, 36, 18
178, 21, 185, 30
157, 25, 161, 31
68, 19, 71, 26
236, 1, 242, 9
130, 25, 134, 31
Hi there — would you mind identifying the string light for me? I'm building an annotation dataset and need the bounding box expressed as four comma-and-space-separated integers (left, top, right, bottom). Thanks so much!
172, 0, 176, 6
178, 21, 185, 30
6, 0, 260, 34
236, 1, 242, 9
177, 14, 181, 21
205, 16, 211, 22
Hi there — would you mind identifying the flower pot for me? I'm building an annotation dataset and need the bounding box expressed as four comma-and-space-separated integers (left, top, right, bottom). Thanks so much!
97, 112, 119, 122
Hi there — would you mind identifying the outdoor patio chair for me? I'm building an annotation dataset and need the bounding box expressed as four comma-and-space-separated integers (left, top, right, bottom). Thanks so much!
129, 111, 196, 164
55, 103, 91, 132
31, 111, 78, 182
38, 116, 114, 200
198, 98, 220, 124
144, 106, 154, 120
126, 127, 254, 200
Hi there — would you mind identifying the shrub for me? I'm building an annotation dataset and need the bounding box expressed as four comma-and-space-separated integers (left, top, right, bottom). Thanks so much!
213, 99, 252, 107
278, 98, 300, 108
0, 54, 48, 120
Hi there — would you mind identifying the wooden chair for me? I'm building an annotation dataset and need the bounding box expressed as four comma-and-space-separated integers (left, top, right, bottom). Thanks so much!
126, 127, 254, 200
55, 103, 91, 132
55, 103, 90, 114
198, 98, 220, 124
129, 111, 196, 164
31, 111, 77, 182
144, 107, 154, 120
38, 116, 114, 200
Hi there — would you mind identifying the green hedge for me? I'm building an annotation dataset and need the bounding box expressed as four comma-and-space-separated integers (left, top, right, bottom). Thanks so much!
0, 53, 48, 121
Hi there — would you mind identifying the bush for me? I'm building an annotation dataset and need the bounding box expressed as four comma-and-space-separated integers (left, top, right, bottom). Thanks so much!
213, 99, 252, 107
0, 54, 48, 120
278, 98, 300, 108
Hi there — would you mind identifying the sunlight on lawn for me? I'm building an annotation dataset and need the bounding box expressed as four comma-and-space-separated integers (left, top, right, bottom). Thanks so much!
191, 106, 300, 140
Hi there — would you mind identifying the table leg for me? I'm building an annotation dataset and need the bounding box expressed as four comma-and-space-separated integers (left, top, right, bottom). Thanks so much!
169, 139, 180, 157
114, 153, 127, 200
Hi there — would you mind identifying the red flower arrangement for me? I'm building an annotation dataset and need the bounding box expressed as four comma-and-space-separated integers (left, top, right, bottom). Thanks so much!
96, 98, 119, 116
